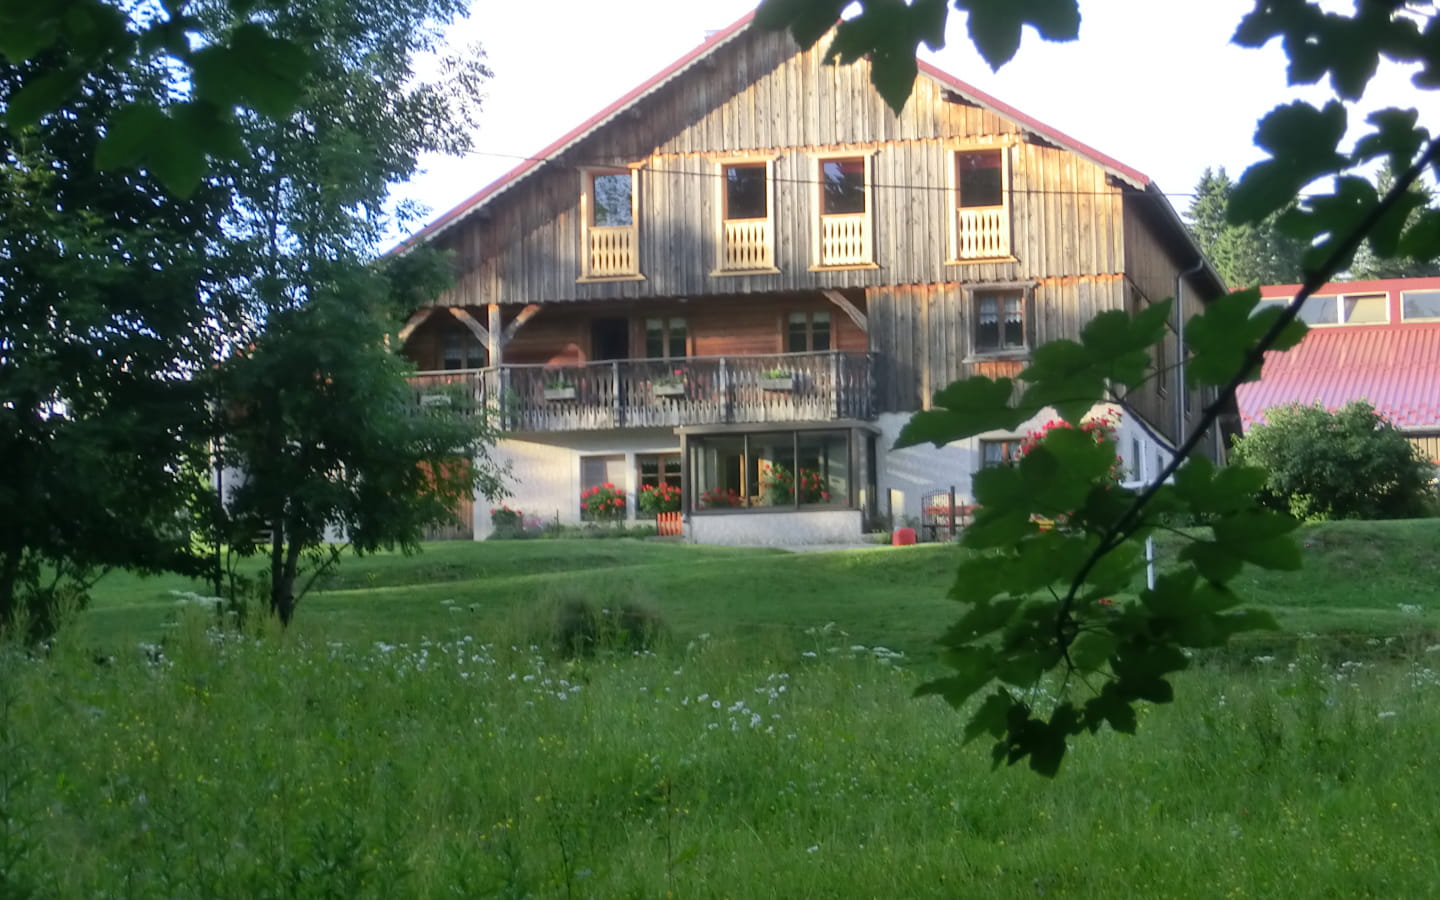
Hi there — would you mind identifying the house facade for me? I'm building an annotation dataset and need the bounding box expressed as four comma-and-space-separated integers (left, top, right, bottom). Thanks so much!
1237, 276, 1440, 463
398, 12, 1225, 544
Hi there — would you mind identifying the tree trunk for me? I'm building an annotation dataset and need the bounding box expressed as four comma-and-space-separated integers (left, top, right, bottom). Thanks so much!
275, 530, 304, 627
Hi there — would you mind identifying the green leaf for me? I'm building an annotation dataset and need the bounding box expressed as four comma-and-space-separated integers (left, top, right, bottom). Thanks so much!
147, 124, 207, 197
956, 0, 1080, 72
916, 645, 998, 709
1352, 108, 1427, 174
1083, 686, 1137, 735
1018, 340, 1104, 424
1184, 288, 1307, 388
1070, 629, 1117, 671
1399, 211, 1440, 262
896, 376, 1032, 448
94, 102, 169, 170
3, 67, 82, 126
1230, 102, 1348, 224
1178, 540, 1243, 583
231, 24, 312, 117
754, 0, 850, 49
963, 690, 1014, 745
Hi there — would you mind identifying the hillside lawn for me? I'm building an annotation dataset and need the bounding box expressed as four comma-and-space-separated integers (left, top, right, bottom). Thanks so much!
4, 518, 1439, 897
78, 518, 1440, 656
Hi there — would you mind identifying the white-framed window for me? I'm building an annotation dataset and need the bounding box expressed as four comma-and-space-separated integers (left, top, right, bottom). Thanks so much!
1402, 289, 1440, 321
1292, 292, 1389, 326
813, 152, 875, 268
980, 438, 1022, 468
580, 168, 640, 280
948, 145, 1012, 262
714, 157, 777, 274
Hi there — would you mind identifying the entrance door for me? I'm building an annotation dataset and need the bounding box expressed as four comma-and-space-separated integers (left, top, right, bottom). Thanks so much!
590, 317, 629, 361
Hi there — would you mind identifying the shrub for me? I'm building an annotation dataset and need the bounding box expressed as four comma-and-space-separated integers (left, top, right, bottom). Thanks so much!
1231, 401, 1436, 521
487, 504, 530, 540
581, 483, 627, 522
547, 597, 666, 657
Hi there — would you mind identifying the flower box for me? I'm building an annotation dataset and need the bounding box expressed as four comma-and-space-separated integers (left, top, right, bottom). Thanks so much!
543, 386, 576, 401
653, 382, 686, 397
759, 374, 794, 392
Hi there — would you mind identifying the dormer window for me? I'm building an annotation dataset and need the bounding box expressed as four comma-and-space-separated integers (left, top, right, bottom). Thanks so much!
715, 158, 777, 274
949, 147, 1012, 261
814, 154, 875, 268
581, 168, 640, 280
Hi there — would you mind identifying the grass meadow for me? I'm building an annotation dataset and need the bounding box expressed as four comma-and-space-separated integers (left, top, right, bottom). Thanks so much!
5, 519, 1440, 897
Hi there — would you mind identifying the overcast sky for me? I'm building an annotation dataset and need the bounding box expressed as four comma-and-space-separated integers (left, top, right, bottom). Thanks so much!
388, 0, 1440, 243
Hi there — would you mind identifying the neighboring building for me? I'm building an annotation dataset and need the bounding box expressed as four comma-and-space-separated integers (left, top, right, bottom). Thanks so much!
397, 11, 1225, 544
1237, 276, 1440, 463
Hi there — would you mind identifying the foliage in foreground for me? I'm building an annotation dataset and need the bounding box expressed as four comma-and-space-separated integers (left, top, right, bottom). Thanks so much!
1232, 400, 1437, 521
4, 621, 1440, 898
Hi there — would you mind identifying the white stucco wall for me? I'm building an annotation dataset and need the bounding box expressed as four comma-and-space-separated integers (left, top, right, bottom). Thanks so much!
874, 403, 1176, 526
475, 429, 681, 538
688, 509, 863, 546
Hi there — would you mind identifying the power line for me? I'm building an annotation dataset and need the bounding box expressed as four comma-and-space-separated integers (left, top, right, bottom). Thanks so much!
452, 147, 1354, 203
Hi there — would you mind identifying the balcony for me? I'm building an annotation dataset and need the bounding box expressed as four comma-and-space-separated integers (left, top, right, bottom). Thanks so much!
955, 206, 1010, 259
818, 214, 871, 266
719, 219, 774, 271
409, 351, 874, 433
586, 225, 638, 278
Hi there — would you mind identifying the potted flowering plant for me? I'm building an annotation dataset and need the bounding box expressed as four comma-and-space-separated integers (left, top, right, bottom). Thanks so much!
638, 482, 682, 515
796, 467, 831, 504
699, 487, 744, 509
543, 374, 576, 401
761, 463, 796, 505
581, 482, 626, 521
653, 368, 687, 397
759, 367, 794, 391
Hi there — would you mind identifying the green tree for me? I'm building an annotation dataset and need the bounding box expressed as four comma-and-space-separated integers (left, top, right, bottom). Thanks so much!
0, 50, 229, 637
1187, 167, 1305, 288
1231, 401, 1435, 521
211, 284, 506, 626
197, 0, 500, 625
1347, 160, 1440, 279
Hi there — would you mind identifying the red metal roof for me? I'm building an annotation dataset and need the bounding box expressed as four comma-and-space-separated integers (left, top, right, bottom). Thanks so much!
400, 11, 1156, 251
1236, 320, 1440, 430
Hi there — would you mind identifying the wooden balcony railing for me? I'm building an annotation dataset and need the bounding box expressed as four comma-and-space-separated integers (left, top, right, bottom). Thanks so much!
720, 219, 774, 271
955, 206, 1010, 259
409, 351, 875, 433
587, 225, 638, 277
819, 214, 871, 266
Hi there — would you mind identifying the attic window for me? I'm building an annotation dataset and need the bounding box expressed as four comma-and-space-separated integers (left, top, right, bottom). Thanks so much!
814, 155, 875, 268
949, 148, 1011, 261
715, 158, 777, 274
580, 169, 641, 280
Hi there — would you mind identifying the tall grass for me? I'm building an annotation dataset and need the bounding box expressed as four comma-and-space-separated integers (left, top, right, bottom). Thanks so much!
5, 609, 1440, 898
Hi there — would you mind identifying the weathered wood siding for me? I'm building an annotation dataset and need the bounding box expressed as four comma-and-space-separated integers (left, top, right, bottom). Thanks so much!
865, 276, 1125, 413
406, 295, 864, 370
431, 25, 1128, 308
1123, 195, 1225, 445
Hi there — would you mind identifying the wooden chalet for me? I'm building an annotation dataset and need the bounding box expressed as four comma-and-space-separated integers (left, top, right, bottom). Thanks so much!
397, 11, 1225, 543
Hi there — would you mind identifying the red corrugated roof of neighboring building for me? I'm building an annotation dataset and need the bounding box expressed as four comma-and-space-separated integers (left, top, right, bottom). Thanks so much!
1236, 319, 1440, 430
399, 10, 1155, 252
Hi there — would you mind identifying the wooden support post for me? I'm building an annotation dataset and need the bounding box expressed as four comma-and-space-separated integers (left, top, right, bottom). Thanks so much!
448, 307, 491, 347
501, 304, 542, 345
487, 303, 502, 368
821, 289, 868, 333
398, 307, 435, 345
